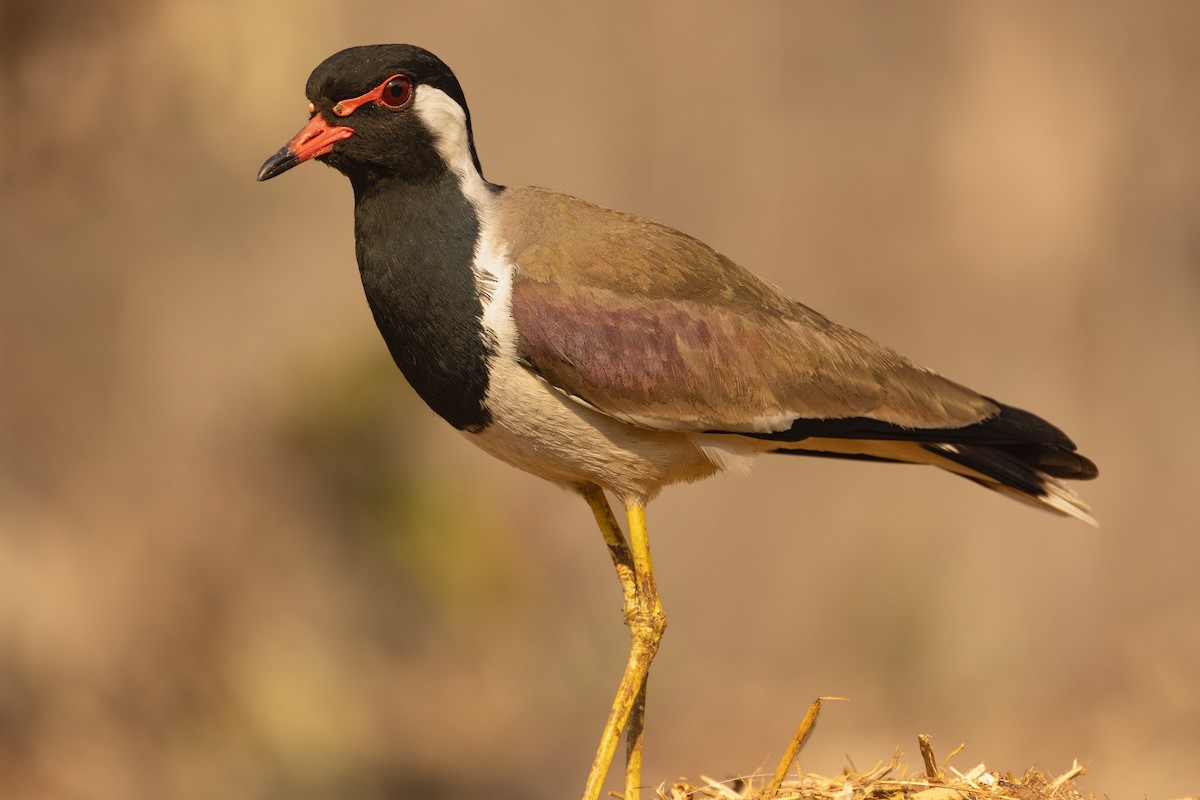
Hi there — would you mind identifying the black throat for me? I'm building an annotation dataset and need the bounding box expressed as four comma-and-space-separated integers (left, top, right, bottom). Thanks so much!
352, 171, 496, 431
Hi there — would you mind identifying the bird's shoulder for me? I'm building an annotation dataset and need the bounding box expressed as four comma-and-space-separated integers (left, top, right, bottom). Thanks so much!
493, 186, 797, 316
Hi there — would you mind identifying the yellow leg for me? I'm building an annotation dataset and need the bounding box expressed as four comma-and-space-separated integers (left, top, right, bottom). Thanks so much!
622, 503, 660, 800
624, 676, 648, 800
583, 485, 638, 616
579, 486, 666, 800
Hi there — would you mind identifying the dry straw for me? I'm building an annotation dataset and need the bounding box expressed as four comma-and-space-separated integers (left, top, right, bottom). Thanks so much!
645, 699, 1095, 800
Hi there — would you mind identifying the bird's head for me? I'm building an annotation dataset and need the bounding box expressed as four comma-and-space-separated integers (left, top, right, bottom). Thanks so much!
257, 44, 483, 189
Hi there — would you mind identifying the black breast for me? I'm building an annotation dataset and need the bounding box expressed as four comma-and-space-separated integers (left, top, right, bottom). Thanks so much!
353, 173, 495, 431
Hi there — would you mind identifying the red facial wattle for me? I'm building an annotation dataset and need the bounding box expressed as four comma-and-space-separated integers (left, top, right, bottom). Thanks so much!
257, 74, 413, 182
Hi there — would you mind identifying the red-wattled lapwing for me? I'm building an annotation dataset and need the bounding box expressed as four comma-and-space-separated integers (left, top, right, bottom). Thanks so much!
258, 44, 1098, 800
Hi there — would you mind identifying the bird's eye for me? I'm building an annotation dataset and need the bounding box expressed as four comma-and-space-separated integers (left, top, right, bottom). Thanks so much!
379, 75, 413, 109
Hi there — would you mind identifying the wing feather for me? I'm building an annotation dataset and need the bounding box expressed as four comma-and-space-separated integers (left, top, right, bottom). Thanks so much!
498, 186, 996, 434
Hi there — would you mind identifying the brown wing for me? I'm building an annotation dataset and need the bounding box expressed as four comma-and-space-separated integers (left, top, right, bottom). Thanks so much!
498, 186, 997, 434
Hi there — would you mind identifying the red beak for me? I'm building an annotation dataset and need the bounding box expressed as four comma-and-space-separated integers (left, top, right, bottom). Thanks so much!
257, 114, 354, 181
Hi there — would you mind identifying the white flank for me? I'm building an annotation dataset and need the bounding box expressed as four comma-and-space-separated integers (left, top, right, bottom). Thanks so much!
691, 435, 758, 476
476, 247, 517, 353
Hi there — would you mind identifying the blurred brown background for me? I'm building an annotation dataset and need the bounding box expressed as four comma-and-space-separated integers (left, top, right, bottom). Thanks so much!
2, 2, 1198, 799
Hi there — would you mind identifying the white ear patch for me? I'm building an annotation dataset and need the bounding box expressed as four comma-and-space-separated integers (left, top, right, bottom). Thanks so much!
413, 85, 492, 209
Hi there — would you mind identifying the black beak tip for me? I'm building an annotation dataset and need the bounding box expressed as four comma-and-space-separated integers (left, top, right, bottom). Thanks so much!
257, 146, 299, 182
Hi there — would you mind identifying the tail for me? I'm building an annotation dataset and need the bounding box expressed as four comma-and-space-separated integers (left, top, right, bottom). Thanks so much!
919, 439, 1097, 525
759, 400, 1099, 524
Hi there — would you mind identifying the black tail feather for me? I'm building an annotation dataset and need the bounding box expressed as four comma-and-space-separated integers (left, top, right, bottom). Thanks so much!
747, 397, 1097, 479
755, 398, 1097, 522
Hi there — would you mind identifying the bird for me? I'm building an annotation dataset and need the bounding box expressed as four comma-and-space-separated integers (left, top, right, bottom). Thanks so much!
257, 43, 1098, 800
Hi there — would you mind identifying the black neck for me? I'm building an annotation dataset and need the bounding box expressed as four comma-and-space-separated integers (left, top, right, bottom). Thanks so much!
352, 171, 497, 431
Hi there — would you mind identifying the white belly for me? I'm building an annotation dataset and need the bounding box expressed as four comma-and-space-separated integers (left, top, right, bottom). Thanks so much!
470, 352, 722, 504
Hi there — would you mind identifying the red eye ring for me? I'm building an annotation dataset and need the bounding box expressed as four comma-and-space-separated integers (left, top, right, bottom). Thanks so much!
330, 74, 415, 117
379, 75, 413, 109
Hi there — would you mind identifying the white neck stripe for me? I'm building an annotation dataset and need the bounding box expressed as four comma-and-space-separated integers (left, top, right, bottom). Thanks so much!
413, 85, 493, 210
